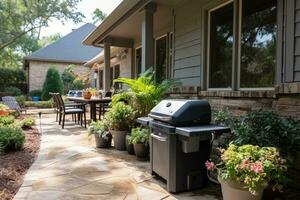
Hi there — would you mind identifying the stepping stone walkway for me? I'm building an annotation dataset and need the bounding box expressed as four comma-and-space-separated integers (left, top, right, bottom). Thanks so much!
14, 112, 221, 200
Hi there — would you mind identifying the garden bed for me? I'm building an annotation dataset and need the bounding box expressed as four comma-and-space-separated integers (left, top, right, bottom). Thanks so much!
0, 125, 40, 200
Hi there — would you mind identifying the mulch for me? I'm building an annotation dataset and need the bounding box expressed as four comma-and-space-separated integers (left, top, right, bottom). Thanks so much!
0, 125, 41, 200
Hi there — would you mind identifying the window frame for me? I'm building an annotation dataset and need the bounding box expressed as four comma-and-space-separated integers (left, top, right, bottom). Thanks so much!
207, 0, 235, 91
154, 34, 169, 80
135, 46, 142, 78
206, 0, 277, 91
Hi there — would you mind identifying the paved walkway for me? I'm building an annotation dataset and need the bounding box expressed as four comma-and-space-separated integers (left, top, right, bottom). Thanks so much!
14, 111, 221, 200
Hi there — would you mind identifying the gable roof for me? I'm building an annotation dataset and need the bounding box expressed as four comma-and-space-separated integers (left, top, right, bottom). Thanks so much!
25, 23, 101, 64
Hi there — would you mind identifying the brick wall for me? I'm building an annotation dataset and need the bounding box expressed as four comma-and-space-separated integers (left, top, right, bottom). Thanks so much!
28, 61, 92, 91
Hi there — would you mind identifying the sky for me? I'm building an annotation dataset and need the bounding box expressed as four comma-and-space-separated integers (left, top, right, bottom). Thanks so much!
40, 0, 122, 37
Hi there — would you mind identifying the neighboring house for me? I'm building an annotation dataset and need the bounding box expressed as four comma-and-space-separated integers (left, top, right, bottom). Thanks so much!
83, 0, 300, 119
24, 23, 101, 91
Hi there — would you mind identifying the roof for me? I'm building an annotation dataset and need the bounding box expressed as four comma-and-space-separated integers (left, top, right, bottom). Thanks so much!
25, 23, 101, 64
83, 0, 150, 47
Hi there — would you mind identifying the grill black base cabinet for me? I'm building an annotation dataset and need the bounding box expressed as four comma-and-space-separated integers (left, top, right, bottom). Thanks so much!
138, 99, 230, 193
151, 132, 210, 192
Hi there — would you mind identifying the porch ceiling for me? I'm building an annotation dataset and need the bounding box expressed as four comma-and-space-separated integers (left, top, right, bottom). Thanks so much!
85, 0, 183, 48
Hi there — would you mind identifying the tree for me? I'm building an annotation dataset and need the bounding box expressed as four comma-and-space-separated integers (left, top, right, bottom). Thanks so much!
0, 0, 84, 67
92, 8, 107, 24
42, 67, 64, 100
38, 34, 62, 49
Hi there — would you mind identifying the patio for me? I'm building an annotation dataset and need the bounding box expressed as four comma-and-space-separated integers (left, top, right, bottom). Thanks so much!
14, 111, 221, 200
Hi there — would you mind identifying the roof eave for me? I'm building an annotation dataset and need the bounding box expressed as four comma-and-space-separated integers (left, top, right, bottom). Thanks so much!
83, 0, 151, 47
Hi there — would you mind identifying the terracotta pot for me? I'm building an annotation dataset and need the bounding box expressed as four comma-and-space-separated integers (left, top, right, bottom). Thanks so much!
83, 92, 92, 99
94, 132, 112, 148
133, 143, 149, 161
126, 134, 135, 155
110, 130, 127, 151
218, 177, 266, 200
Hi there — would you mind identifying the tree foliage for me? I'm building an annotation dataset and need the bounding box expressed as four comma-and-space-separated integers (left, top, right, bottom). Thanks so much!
42, 67, 64, 100
92, 8, 107, 25
0, 0, 83, 67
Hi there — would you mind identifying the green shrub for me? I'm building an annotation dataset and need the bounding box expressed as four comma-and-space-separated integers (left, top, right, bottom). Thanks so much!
0, 115, 15, 126
25, 101, 53, 108
105, 102, 135, 131
0, 126, 25, 151
42, 67, 64, 100
3, 86, 22, 96
20, 117, 35, 129
0, 68, 26, 88
29, 90, 42, 97
129, 127, 150, 145
15, 95, 26, 107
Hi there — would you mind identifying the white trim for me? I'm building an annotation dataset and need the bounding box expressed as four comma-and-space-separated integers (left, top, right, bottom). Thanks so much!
207, 0, 234, 90
237, 0, 242, 89
239, 87, 275, 91
208, 88, 233, 91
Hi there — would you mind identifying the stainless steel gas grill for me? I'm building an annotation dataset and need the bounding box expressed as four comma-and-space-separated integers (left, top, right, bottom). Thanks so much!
138, 99, 230, 193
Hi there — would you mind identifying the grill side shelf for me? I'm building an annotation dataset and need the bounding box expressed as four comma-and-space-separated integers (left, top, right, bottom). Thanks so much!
175, 125, 231, 137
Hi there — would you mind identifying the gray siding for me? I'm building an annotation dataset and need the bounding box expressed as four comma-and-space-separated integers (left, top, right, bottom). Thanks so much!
295, 0, 300, 81
173, 0, 205, 86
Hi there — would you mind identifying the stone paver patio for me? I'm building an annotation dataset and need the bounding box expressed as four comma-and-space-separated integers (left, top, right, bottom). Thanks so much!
14, 111, 221, 200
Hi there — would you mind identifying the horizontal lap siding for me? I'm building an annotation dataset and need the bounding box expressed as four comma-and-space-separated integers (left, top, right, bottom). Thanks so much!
173, 0, 204, 86
294, 0, 300, 81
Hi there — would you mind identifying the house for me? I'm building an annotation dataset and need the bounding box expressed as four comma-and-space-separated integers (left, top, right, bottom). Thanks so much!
83, 0, 300, 118
24, 23, 101, 92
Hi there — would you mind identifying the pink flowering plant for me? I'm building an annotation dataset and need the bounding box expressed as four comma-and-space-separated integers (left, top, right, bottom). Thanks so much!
206, 144, 287, 194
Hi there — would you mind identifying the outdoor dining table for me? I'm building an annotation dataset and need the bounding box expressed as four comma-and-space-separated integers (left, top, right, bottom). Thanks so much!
67, 96, 111, 121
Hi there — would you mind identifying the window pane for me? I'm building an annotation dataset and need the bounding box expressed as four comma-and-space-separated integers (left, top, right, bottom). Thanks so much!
240, 0, 277, 88
136, 48, 142, 77
155, 36, 167, 82
209, 2, 234, 88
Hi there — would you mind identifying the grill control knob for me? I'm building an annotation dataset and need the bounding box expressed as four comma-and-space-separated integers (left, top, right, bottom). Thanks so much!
166, 102, 172, 107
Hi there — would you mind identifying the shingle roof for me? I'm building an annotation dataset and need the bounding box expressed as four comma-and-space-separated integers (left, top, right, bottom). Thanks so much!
25, 23, 101, 64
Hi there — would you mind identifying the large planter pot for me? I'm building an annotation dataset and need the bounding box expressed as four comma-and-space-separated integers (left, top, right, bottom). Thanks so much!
126, 135, 135, 155
110, 130, 127, 151
133, 143, 149, 161
218, 177, 266, 200
94, 132, 112, 148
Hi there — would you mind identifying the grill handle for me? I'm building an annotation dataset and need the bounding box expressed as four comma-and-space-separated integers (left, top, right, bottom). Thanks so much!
148, 114, 172, 122
151, 133, 168, 142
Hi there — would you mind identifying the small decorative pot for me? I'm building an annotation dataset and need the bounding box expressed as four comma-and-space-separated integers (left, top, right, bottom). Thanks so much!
94, 132, 112, 148
110, 130, 127, 151
133, 143, 149, 161
126, 134, 135, 155
83, 92, 92, 99
0, 109, 9, 116
218, 177, 266, 200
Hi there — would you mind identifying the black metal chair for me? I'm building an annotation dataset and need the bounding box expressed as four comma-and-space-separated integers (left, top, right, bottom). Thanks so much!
96, 91, 112, 120
54, 93, 87, 129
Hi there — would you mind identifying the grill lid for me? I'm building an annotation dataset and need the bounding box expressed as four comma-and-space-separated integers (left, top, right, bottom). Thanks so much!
149, 99, 211, 125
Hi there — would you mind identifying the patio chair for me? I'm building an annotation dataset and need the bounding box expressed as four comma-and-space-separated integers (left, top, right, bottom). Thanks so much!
55, 93, 86, 129
96, 91, 112, 119
1, 96, 26, 113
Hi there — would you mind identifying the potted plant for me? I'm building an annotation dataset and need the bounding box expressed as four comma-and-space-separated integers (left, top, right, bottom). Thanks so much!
206, 144, 287, 200
106, 102, 134, 150
129, 127, 150, 161
126, 134, 135, 155
83, 88, 92, 99
0, 103, 9, 116
88, 120, 112, 148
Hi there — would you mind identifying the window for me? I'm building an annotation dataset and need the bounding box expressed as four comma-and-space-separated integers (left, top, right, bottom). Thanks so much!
110, 66, 114, 87
114, 65, 120, 89
99, 70, 103, 90
239, 0, 277, 88
208, 2, 234, 89
155, 35, 168, 82
135, 47, 142, 77
207, 0, 277, 89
